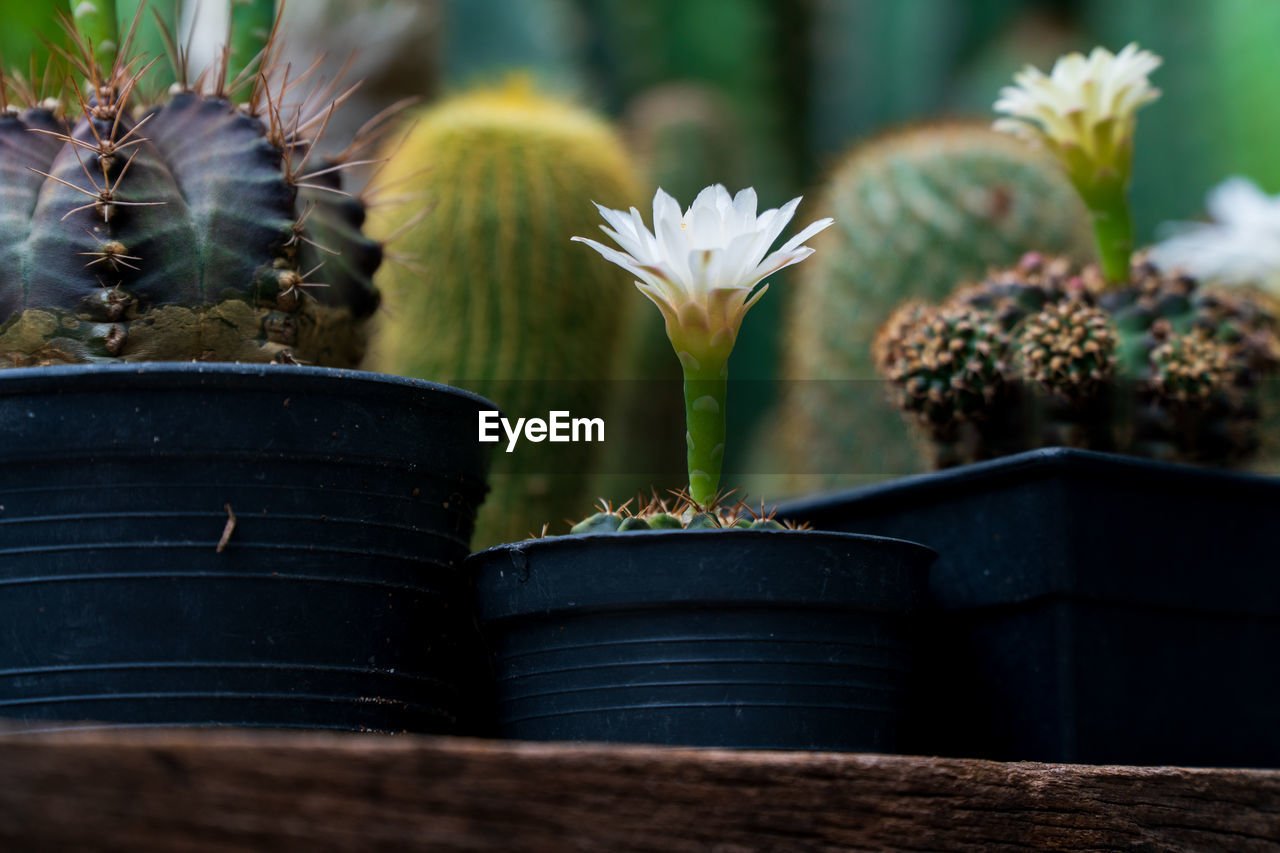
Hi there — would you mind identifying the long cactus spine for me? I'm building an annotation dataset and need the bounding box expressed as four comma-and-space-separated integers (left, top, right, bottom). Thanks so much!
0, 5, 383, 368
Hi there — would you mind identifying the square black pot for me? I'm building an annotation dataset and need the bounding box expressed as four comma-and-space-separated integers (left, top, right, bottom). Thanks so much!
777, 447, 1280, 767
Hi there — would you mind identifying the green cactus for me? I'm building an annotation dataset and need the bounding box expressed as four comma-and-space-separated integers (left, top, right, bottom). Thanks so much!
1099, 260, 1279, 464
115, 1, 178, 96
878, 305, 1009, 438
874, 300, 1025, 468
755, 123, 1093, 492
875, 255, 1280, 468
1148, 331, 1231, 404
0, 1, 71, 87
0, 2, 382, 369
366, 82, 643, 548
565, 494, 800, 535
1015, 299, 1117, 398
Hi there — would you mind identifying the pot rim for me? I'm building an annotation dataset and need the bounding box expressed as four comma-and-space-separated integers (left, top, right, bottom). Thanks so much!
468, 528, 937, 621
778, 445, 1280, 518
469, 526, 938, 562
0, 361, 499, 411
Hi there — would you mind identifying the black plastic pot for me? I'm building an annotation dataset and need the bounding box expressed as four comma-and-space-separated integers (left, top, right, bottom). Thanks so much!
777, 447, 1280, 767
468, 530, 934, 750
0, 362, 495, 733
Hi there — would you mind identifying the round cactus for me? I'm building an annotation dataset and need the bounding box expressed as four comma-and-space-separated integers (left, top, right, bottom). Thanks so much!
759, 122, 1094, 492
946, 252, 1080, 331
876, 254, 1280, 467
0, 14, 382, 368
1148, 331, 1231, 404
1016, 299, 1117, 399
366, 81, 643, 547
877, 305, 1011, 450
565, 494, 799, 535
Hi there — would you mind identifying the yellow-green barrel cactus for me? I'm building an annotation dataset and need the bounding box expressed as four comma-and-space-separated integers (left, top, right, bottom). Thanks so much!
752, 123, 1094, 494
368, 82, 642, 546
0, 1, 382, 368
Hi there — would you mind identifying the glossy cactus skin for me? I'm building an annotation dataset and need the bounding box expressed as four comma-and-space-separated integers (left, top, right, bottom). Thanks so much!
758, 123, 1094, 491
0, 59, 381, 368
367, 83, 642, 547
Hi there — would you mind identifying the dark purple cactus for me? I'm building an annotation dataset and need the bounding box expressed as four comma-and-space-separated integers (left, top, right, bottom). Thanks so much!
0, 26, 382, 367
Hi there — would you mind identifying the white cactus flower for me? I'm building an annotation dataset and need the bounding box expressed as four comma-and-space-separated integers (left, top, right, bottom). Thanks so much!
994, 43, 1161, 182
572, 185, 832, 361
1150, 177, 1280, 293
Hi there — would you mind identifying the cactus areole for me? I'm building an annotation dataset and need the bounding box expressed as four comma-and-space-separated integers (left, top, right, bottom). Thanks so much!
0, 9, 383, 368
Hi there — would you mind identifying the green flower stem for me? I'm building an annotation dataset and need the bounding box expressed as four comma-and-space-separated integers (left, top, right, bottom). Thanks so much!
227, 0, 276, 88
681, 352, 729, 507
73, 0, 119, 77
1087, 195, 1136, 285
1072, 173, 1134, 286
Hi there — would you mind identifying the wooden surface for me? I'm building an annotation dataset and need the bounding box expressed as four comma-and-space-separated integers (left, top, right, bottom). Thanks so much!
0, 729, 1277, 852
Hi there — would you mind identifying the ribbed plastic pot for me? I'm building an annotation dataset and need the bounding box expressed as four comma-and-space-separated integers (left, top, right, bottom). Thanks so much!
0, 362, 495, 733
469, 530, 934, 750
777, 447, 1280, 767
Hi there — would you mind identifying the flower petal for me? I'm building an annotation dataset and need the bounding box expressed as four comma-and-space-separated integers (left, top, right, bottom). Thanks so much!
653, 188, 683, 233
777, 217, 835, 254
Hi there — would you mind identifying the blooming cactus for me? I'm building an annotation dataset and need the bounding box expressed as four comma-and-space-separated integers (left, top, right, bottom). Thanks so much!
575, 185, 831, 505
0, 1, 383, 367
994, 43, 1162, 283
1150, 177, 1280, 295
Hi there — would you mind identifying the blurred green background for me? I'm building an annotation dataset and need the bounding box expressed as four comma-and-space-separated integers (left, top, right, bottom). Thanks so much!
431, 0, 1280, 486
6, 0, 1277, 492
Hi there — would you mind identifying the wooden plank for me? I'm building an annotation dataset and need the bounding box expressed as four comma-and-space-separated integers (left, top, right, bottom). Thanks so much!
0, 729, 1276, 852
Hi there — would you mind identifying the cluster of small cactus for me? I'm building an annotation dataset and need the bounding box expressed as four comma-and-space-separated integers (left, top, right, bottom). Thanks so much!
565, 492, 802, 535
753, 123, 1094, 491
874, 305, 1008, 437
874, 252, 1280, 466
367, 81, 643, 548
1015, 299, 1117, 399
0, 4, 382, 368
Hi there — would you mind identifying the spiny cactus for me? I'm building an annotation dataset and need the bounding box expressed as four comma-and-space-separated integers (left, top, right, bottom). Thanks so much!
876, 306, 1008, 438
366, 82, 642, 548
754, 123, 1093, 492
564, 493, 801, 535
1016, 300, 1117, 398
874, 300, 1026, 467
876, 254, 1280, 466
1104, 260, 1279, 463
0, 4, 383, 368
1149, 331, 1231, 404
